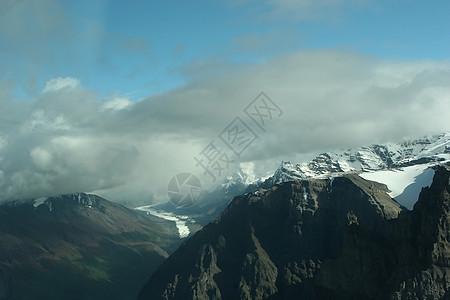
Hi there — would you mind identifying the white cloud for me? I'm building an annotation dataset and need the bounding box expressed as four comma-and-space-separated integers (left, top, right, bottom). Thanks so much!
0, 135, 6, 149
101, 97, 133, 111
0, 50, 449, 204
23, 110, 71, 133
30, 147, 52, 169
42, 77, 81, 93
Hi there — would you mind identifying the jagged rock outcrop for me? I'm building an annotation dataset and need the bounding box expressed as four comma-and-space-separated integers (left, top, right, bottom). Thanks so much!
138, 166, 450, 300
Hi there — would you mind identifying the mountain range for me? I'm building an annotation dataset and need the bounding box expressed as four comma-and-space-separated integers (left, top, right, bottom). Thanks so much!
144, 133, 450, 233
267, 132, 450, 184
1, 133, 450, 299
138, 165, 450, 299
0, 193, 180, 300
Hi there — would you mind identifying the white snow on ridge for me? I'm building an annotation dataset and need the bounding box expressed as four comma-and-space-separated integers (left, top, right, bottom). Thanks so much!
270, 133, 450, 185
359, 164, 436, 210
329, 177, 335, 193
33, 197, 53, 212
33, 197, 48, 208
303, 187, 308, 201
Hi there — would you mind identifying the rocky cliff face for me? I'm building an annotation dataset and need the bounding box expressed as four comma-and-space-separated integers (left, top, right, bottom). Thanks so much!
139, 166, 450, 300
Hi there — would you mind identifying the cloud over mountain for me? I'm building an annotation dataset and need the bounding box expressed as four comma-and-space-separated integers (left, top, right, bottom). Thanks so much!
0, 50, 449, 204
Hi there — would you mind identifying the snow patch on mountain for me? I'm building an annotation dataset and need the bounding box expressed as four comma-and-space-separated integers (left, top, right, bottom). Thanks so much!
269, 133, 450, 184
33, 197, 53, 211
222, 162, 273, 189
33, 197, 47, 208
360, 164, 437, 210
263, 134, 450, 210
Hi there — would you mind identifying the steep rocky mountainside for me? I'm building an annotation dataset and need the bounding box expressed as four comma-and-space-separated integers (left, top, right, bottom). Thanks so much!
139, 166, 450, 299
0, 193, 180, 300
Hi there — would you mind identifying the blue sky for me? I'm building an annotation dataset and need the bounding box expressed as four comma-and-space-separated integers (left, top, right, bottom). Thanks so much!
1, 0, 449, 101
0, 0, 450, 203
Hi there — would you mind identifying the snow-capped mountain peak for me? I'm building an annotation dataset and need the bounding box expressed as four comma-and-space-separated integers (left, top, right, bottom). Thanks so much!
269, 133, 450, 184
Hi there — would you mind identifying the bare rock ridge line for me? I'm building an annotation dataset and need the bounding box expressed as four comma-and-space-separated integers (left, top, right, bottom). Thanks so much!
138, 166, 450, 300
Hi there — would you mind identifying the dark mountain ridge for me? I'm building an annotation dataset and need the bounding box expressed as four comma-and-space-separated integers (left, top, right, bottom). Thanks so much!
139, 166, 450, 299
0, 193, 180, 300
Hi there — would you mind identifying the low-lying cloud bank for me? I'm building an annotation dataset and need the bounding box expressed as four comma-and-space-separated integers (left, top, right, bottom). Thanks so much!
0, 50, 449, 204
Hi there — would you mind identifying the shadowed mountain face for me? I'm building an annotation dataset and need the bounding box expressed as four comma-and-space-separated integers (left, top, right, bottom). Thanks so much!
139, 166, 450, 300
0, 193, 180, 300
